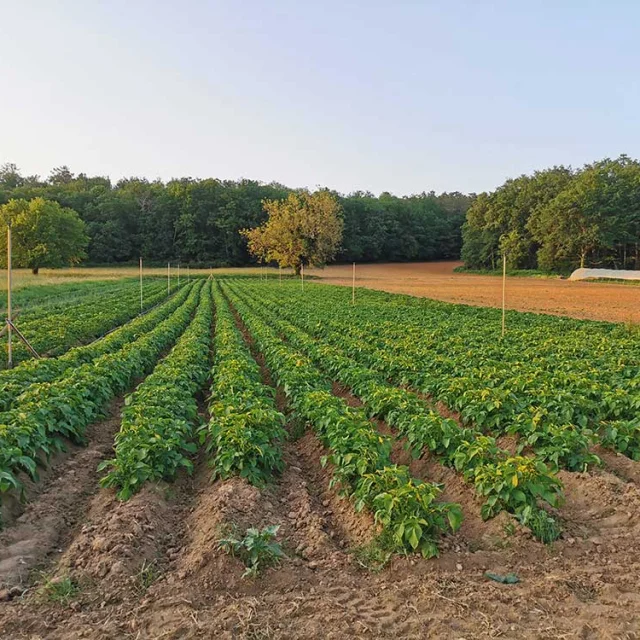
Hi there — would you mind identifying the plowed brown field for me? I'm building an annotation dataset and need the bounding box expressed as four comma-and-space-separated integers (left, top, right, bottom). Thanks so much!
310, 261, 640, 323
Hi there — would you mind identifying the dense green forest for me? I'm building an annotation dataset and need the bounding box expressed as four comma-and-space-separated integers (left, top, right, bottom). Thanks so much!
461, 155, 640, 273
0, 164, 471, 267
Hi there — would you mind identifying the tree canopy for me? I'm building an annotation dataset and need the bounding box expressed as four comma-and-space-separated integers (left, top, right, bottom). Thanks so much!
461, 155, 640, 273
0, 197, 88, 274
242, 191, 343, 273
0, 164, 472, 268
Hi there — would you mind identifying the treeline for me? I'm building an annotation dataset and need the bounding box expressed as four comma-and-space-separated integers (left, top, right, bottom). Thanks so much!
0, 164, 472, 267
461, 155, 640, 273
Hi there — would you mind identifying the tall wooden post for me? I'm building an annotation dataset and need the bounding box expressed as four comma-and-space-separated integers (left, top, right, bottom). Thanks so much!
7, 225, 12, 369
501, 253, 506, 338
139, 257, 143, 311
352, 262, 356, 305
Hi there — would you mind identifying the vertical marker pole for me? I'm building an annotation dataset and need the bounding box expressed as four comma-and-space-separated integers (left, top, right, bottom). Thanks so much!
279, 265, 282, 284
352, 262, 356, 305
168, 262, 170, 295
301, 263, 304, 291
139, 257, 143, 311
7, 225, 12, 369
177, 263, 180, 287
501, 253, 506, 338
187, 265, 190, 281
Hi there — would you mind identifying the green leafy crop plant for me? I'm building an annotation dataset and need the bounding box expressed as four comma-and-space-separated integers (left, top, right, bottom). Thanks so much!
201, 284, 286, 486
0, 280, 204, 512
0, 278, 175, 367
218, 524, 285, 578
225, 287, 462, 557
0, 281, 195, 412
100, 281, 212, 499
232, 280, 635, 467
225, 282, 563, 541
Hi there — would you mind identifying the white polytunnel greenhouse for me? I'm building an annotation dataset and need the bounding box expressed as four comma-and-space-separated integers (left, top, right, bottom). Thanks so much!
569, 268, 640, 281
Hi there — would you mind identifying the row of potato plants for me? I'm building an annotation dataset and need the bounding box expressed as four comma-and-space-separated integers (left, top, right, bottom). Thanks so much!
227, 283, 564, 542
249, 282, 636, 465
1, 278, 134, 316
226, 287, 463, 558
2, 279, 172, 367
352, 285, 639, 380
0, 282, 196, 413
100, 282, 213, 499
310, 284, 639, 416
0, 281, 204, 511
343, 288, 640, 457
200, 284, 287, 486
245, 284, 594, 470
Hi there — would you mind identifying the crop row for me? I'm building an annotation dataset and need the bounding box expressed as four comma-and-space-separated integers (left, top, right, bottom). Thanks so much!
305, 285, 640, 425
239, 282, 638, 464
100, 281, 213, 499
200, 283, 287, 485
0, 282, 196, 412
0, 278, 137, 316
0, 280, 204, 509
226, 283, 563, 541
2, 279, 172, 367
228, 288, 462, 557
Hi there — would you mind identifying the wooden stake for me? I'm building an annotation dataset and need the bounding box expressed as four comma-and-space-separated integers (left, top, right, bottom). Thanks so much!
352, 262, 356, 305
501, 253, 506, 338
7, 225, 12, 369
139, 257, 143, 311
6, 319, 40, 358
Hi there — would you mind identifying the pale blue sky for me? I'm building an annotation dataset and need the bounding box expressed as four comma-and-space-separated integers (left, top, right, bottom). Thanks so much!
1, 1, 638, 195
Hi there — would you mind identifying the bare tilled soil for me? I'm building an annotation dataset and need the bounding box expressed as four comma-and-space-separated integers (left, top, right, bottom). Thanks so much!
0, 399, 124, 590
310, 261, 640, 323
1, 326, 639, 638
1, 428, 639, 639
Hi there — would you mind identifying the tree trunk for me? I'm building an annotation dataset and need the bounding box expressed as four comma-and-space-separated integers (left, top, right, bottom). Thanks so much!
32, 267, 39, 275
294, 264, 301, 276
580, 249, 586, 269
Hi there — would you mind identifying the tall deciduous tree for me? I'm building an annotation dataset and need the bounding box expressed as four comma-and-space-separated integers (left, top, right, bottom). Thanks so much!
529, 157, 640, 271
242, 191, 343, 274
0, 198, 88, 274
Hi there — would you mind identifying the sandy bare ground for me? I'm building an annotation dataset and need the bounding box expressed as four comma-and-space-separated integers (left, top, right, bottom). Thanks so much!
309, 261, 640, 324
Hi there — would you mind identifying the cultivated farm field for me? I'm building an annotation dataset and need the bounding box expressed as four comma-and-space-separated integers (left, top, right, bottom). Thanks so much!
0, 276, 639, 639
311, 261, 640, 323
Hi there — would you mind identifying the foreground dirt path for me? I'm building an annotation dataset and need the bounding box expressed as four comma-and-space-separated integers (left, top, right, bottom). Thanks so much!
309, 262, 640, 323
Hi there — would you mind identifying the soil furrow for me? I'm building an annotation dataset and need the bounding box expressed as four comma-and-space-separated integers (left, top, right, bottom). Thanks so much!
0, 398, 124, 591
